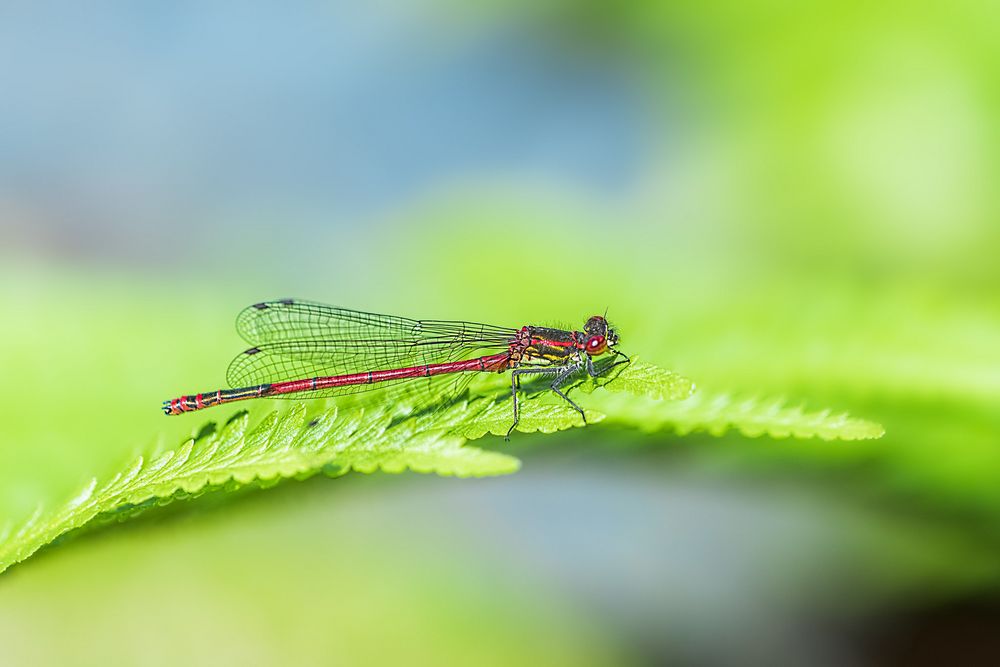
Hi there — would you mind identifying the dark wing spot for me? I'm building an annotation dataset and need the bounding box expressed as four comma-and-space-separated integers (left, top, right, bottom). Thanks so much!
244, 347, 261, 355
307, 418, 320, 428
278, 298, 295, 305
252, 302, 269, 310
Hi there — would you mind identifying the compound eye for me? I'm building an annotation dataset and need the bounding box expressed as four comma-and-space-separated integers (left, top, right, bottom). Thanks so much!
586, 334, 607, 355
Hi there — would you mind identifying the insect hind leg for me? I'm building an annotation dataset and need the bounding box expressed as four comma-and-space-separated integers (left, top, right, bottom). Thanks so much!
549, 366, 587, 424
507, 366, 566, 440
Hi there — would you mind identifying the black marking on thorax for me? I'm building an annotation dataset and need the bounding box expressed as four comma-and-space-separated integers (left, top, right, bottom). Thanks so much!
523, 326, 583, 362
526, 326, 576, 343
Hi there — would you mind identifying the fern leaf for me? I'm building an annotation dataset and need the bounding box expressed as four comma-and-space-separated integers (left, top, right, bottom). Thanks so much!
603, 390, 885, 440
580, 359, 696, 400
0, 360, 883, 575
0, 399, 523, 575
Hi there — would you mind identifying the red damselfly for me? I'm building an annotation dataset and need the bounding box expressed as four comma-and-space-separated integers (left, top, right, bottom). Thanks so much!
163, 299, 629, 437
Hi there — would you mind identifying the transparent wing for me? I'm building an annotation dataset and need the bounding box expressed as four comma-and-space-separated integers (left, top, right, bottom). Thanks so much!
227, 300, 518, 400
235, 299, 515, 346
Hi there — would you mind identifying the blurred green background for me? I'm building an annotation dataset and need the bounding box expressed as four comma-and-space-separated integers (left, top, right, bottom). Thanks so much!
1, 1, 999, 664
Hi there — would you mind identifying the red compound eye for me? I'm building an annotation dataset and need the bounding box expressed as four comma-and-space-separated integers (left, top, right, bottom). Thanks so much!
586, 335, 607, 355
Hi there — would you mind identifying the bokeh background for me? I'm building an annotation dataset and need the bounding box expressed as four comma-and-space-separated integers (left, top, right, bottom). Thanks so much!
2, 1, 999, 664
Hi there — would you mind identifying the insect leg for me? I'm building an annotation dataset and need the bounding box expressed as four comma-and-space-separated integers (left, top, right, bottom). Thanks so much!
588, 349, 631, 377
507, 366, 565, 440
549, 364, 588, 424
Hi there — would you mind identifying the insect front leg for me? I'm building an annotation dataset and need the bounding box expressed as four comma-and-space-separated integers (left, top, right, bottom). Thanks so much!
587, 349, 631, 377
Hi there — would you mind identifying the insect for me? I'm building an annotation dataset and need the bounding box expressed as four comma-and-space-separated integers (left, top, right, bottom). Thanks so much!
163, 299, 629, 438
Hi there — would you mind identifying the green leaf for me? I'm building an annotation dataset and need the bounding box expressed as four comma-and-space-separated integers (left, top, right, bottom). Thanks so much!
452, 400, 605, 439
0, 360, 882, 575
0, 399, 524, 575
604, 390, 885, 441
579, 359, 696, 400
